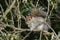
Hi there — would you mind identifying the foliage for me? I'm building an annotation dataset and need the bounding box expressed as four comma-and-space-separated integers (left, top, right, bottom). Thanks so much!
0, 0, 60, 40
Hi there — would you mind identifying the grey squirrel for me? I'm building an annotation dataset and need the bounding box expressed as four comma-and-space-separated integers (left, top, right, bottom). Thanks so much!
25, 8, 50, 31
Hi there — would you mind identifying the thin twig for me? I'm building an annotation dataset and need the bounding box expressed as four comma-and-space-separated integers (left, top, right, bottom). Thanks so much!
4, 0, 16, 17
22, 31, 31, 40
39, 31, 42, 40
